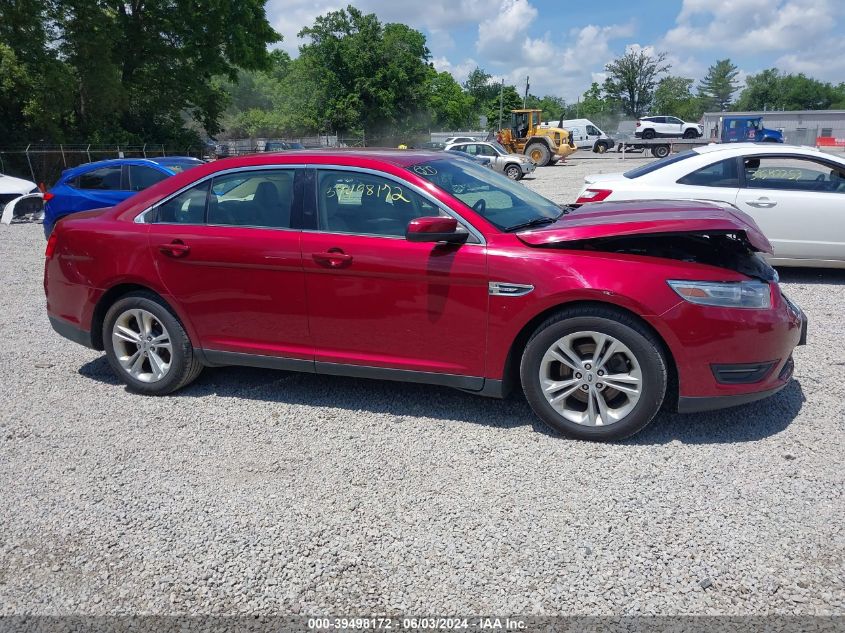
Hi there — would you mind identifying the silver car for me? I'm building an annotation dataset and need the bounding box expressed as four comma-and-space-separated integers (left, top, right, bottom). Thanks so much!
444, 141, 536, 180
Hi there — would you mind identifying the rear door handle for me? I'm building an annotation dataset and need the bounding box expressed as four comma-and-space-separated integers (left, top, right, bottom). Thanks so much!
312, 249, 353, 268
746, 198, 777, 208
158, 240, 191, 258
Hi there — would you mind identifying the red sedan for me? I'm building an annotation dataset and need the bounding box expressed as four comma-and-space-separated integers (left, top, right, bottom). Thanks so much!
44, 150, 807, 441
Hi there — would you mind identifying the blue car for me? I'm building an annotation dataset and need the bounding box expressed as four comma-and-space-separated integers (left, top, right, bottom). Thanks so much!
43, 157, 203, 237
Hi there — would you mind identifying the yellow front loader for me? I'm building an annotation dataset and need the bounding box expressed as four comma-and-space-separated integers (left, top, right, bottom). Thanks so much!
497, 109, 576, 166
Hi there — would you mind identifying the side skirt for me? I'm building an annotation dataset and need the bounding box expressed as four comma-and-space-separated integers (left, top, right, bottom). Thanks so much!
199, 349, 500, 396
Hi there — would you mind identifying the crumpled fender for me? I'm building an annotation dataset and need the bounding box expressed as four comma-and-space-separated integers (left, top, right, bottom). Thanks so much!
1, 193, 44, 224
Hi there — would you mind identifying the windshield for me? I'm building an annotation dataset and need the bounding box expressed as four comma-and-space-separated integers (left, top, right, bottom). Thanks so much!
408, 158, 562, 231
489, 141, 509, 155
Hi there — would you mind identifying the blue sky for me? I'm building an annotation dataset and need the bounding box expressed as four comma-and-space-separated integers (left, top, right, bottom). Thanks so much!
266, 0, 844, 98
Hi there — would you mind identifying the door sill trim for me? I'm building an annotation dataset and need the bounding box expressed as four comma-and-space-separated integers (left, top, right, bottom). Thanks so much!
316, 361, 484, 391
199, 349, 489, 393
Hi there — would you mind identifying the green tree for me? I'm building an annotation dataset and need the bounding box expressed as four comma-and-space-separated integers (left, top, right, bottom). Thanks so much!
654, 76, 703, 120
463, 67, 499, 106
734, 69, 841, 111
1, 0, 279, 145
428, 69, 475, 130
298, 6, 432, 136
485, 85, 522, 130
698, 59, 739, 111
604, 49, 670, 116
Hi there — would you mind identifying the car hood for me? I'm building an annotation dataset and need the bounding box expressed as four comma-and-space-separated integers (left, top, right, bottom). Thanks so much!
0, 174, 37, 195
516, 199, 773, 254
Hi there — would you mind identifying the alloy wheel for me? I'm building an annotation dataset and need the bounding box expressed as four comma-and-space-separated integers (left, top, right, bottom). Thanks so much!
538, 330, 642, 426
111, 308, 173, 383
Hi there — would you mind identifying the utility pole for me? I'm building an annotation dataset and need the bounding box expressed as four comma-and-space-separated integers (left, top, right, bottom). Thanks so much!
523, 76, 530, 108
498, 79, 504, 131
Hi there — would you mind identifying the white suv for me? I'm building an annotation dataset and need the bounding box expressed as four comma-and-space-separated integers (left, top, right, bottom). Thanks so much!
635, 116, 702, 140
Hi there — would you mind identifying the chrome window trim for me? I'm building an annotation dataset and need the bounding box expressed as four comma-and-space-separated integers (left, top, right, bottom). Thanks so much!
134, 164, 306, 225
307, 164, 486, 246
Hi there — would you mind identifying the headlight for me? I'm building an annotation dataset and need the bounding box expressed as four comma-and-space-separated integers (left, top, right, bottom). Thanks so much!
667, 280, 771, 309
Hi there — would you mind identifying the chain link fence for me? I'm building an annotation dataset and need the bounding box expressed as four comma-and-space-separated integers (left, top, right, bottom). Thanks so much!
0, 145, 207, 187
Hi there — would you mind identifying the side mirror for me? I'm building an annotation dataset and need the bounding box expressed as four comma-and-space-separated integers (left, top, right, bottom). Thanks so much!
405, 216, 468, 244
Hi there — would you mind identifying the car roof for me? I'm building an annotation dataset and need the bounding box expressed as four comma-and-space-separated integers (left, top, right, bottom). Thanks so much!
60, 157, 177, 179
693, 142, 831, 157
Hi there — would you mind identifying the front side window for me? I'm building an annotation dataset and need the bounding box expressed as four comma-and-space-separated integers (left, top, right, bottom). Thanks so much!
586, 125, 600, 136
677, 158, 739, 187
744, 156, 845, 193
408, 159, 561, 231
667, 117, 683, 125
317, 170, 439, 237
208, 170, 295, 228
75, 166, 123, 190
129, 165, 169, 192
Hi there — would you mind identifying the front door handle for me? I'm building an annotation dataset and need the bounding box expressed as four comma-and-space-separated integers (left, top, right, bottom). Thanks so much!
312, 249, 353, 269
158, 240, 191, 258
746, 198, 777, 208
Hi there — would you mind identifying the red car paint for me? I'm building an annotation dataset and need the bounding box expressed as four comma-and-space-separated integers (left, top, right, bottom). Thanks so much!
45, 150, 803, 409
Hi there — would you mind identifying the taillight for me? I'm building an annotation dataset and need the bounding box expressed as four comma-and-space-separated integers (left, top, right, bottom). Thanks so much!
635, 120, 641, 127
43, 192, 55, 202
575, 189, 612, 204
45, 232, 58, 258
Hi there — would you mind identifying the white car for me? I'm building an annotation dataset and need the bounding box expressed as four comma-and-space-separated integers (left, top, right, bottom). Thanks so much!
443, 136, 477, 145
635, 116, 702, 139
0, 172, 43, 224
575, 143, 845, 268
445, 140, 536, 180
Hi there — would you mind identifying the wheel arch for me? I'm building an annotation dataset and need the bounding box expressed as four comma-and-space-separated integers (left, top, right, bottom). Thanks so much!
91, 283, 192, 351
500, 299, 678, 405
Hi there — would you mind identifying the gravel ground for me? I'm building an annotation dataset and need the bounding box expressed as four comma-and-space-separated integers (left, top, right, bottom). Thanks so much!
1, 155, 843, 618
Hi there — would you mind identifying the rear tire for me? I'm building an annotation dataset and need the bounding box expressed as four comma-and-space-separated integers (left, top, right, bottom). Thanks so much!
641, 129, 656, 140
103, 292, 203, 395
651, 145, 670, 158
526, 142, 551, 167
520, 307, 667, 441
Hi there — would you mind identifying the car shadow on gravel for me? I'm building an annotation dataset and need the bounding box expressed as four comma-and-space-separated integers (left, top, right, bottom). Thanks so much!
78, 356, 550, 433
79, 357, 805, 443
627, 379, 805, 445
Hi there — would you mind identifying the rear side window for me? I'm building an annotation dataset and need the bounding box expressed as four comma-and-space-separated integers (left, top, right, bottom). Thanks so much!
129, 165, 169, 192
624, 151, 697, 179
75, 166, 123, 190
153, 181, 210, 224
677, 158, 739, 187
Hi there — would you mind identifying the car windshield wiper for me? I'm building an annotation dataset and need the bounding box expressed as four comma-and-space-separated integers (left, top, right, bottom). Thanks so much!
504, 206, 572, 233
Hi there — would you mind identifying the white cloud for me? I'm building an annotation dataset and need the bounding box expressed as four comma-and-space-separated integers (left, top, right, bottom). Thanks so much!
266, 0, 494, 53
476, 0, 539, 62
775, 36, 845, 83
663, 0, 835, 52
431, 57, 479, 85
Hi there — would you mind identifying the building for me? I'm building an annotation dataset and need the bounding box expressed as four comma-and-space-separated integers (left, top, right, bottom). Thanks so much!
701, 110, 845, 146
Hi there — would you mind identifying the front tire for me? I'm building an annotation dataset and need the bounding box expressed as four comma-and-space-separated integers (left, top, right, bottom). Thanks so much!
526, 142, 551, 167
594, 141, 608, 153
505, 164, 522, 180
520, 307, 667, 441
683, 129, 697, 139
103, 292, 203, 395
